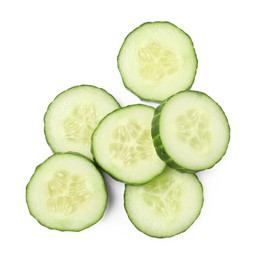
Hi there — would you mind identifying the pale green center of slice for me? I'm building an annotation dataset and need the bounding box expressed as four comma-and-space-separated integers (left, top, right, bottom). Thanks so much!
142, 174, 181, 220
176, 109, 211, 150
137, 42, 178, 81
47, 170, 91, 216
109, 120, 154, 165
63, 104, 99, 145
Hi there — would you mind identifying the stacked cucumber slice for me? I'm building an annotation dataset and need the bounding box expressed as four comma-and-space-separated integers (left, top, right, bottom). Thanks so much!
124, 167, 203, 238
92, 105, 166, 184
27, 85, 119, 232
152, 91, 230, 173
26, 21, 230, 238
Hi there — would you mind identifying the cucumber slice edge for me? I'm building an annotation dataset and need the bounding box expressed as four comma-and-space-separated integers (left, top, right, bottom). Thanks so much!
44, 84, 120, 158
91, 104, 166, 185
152, 90, 230, 173
26, 152, 108, 232
117, 21, 198, 102
124, 168, 204, 238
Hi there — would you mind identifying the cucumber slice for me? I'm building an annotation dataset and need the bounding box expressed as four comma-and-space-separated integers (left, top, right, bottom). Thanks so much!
118, 22, 197, 102
44, 85, 120, 159
26, 153, 107, 231
124, 167, 204, 238
92, 104, 166, 185
152, 91, 230, 173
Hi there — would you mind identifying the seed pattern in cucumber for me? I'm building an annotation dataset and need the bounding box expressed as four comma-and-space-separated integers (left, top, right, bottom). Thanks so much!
26, 153, 108, 231
142, 173, 181, 221
47, 170, 91, 216
138, 42, 178, 81
109, 120, 154, 165
152, 91, 230, 173
44, 85, 120, 159
176, 108, 211, 150
92, 104, 166, 184
118, 21, 198, 101
63, 104, 99, 145
124, 167, 204, 238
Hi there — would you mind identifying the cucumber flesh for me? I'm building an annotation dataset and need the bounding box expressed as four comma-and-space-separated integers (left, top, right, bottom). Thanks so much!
152, 91, 230, 172
44, 85, 120, 159
118, 22, 197, 102
92, 104, 166, 185
26, 153, 107, 231
124, 167, 203, 238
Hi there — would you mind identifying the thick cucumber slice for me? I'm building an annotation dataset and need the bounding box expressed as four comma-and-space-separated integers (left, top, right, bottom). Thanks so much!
124, 167, 204, 238
118, 22, 197, 102
92, 105, 166, 185
152, 91, 230, 173
26, 153, 107, 231
44, 85, 120, 159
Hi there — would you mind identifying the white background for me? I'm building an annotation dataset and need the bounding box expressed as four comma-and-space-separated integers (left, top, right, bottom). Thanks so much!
0, 0, 252, 259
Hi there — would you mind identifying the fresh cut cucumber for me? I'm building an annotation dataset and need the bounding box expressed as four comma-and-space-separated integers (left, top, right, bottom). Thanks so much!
152, 90, 230, 173
118, 21, 197, 102
26, 153, 107, 231
44, 85, 120, 159
92, 104, 166, 185
124, 167, 204, 238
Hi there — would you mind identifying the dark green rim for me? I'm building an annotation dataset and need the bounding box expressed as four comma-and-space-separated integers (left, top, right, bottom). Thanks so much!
91, 104, 166, 185
117, 21, 198, 102
26, 152, 108, 232
44, 84, 120, 155
124, 171, 204, 238
152, 90, 231, 173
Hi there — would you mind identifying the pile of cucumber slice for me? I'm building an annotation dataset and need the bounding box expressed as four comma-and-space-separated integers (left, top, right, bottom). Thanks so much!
26, 21, 230, 238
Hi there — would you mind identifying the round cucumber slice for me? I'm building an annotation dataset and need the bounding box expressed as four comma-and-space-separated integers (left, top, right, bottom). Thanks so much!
118, 21, 198, 102
92, 104, 166, 185
26, 153, 107, 231
124, 167, 204, 238
44, 85, 120, 159
152, 91, 230, 173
